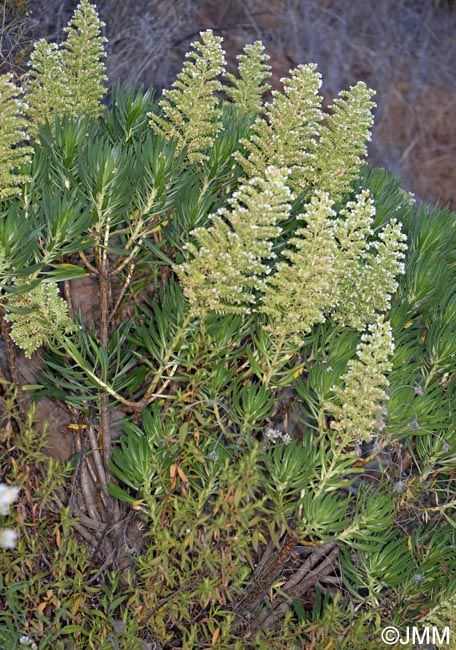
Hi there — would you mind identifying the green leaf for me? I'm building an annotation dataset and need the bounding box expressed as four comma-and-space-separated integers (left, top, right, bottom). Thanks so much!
56, 624, 87, 637
41, 264, 89, 281
107, 482, 136, 504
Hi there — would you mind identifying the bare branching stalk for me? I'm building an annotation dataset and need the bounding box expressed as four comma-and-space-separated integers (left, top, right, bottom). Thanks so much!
98, 268, 112, 465
255, 543, 339, 631
230, 529, 299, 621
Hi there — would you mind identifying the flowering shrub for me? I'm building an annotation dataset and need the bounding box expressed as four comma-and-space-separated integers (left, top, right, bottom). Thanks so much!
1, 2, 456, 648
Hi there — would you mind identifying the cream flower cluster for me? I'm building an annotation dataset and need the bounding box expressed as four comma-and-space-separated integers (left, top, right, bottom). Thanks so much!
312, 82, 376, 199
5, 281, 75, 358
0, 74, 32, 199
235, 63, 323, 191
149, 30, 226, 164
176, 166, 292, 316
26, 0, 107, 134
224, 41, 271, 116
327, 317, 394, 442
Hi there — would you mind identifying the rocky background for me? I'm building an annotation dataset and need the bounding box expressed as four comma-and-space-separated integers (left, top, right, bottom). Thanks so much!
2, 0, 456, 208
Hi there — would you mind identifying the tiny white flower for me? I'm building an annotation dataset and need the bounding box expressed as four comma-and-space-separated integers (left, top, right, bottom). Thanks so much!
0, 528, 18, 549
0, 483, 19, 516
19, 636, 38, 648
265, 427, 292, 445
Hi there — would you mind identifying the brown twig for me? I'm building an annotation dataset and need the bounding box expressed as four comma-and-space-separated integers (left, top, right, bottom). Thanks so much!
87, 420, 109, 497
80, 460, 101, 523
0, 305, 26, 418
62, 278, 74, 319
78, 249, 98, 274
53, 493, 101, 547
108, 262, 135, 322
71, 505, 107, 532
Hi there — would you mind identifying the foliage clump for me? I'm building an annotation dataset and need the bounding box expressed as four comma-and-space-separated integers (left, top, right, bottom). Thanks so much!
1, 3, 456, 649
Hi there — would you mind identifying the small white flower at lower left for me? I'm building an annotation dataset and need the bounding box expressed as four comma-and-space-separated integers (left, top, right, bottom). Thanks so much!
19, 635, 38, 648
0, 483, 19, 515
0, 528, 18, 549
